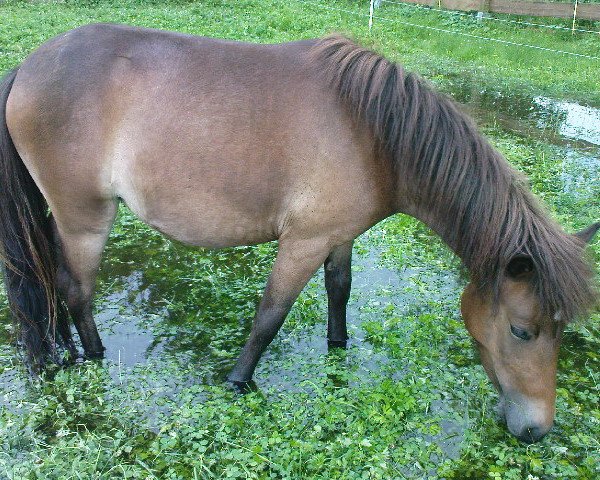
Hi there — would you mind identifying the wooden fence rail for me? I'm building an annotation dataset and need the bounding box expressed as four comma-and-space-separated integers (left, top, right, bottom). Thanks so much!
381, 0, 600, 21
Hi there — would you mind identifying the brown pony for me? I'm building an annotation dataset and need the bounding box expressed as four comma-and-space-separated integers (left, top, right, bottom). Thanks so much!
0, 25, 597, 443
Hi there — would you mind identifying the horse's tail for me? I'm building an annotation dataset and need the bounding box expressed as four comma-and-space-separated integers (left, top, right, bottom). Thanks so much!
0, 68, 70, 370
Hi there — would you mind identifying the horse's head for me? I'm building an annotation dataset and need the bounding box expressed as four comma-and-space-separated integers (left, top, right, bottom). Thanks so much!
460, 223, 599, 443
461, 269, 559, 443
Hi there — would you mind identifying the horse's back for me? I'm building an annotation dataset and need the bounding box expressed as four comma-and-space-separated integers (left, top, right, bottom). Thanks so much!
6, 25, 391, 248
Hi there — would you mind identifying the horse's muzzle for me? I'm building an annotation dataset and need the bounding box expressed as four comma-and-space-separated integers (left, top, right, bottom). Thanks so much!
497, 393, 553, 443
512, 424, 551, 444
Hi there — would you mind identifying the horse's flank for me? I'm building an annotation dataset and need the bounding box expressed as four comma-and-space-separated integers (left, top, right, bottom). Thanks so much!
7, 25, 397, 251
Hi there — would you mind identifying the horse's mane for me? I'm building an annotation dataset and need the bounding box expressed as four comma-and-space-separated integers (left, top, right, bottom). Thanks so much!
310, 34, 597, 322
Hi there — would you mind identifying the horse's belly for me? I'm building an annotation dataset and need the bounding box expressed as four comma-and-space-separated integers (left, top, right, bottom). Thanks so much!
117, 181, 280, 248
142, 209, 278, 248
112, 146, 283, 248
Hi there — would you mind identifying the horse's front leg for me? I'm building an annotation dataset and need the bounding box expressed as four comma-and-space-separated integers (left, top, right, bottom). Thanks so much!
325, 241, 353, 347
228, 237, 330, 383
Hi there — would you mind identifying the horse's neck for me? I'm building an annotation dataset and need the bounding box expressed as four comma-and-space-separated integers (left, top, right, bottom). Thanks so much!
390, 137, 516, 269
398, 200, 462, 255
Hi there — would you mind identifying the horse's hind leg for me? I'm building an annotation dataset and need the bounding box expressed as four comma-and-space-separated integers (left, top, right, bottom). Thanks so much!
325, 241, 353, 347
229, 237, 331, 383
53, 201, 117, 358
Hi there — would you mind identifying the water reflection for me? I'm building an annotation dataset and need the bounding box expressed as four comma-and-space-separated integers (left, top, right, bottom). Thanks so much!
94, 240, 269, 384
442, 74, 600, 148
534, 97, 600, 146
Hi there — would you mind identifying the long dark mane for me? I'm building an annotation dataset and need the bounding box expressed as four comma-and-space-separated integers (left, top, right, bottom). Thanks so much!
311, 35, 597, 322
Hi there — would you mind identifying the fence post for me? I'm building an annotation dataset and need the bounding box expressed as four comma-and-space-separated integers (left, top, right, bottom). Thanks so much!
572, 0, 578, 35
477, 0, 491, 24
369, 0, 375, 31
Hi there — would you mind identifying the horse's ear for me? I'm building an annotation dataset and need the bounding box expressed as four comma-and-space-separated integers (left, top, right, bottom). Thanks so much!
506, 255, 535, 280
574, 222, 600, 245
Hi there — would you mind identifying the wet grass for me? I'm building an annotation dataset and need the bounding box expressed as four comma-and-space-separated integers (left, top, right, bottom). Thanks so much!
1, 1, 599, 479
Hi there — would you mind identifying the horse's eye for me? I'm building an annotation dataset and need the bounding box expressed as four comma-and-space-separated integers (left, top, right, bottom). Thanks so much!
510, 325, 532, 341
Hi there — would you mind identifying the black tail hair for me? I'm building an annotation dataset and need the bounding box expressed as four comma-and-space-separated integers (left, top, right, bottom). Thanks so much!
0, 68, 71, 370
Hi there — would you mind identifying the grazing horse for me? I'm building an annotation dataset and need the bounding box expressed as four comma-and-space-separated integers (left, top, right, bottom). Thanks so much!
0, 25, 597, 443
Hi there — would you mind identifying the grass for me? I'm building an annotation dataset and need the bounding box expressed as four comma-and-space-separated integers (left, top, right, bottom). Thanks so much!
0, 0, 599, 103
0, 1, 599, 479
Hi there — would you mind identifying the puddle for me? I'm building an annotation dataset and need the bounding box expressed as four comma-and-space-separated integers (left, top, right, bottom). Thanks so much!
95, 238, 450, 391
96, 271, 162, 368
441, 75, 600, 148
560, 150, 600, 198
256, 246, 404, 392
440, 74, 600, 205
534, 97, 600, 146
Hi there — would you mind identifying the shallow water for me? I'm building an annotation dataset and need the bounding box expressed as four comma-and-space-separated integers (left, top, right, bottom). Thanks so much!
93, 239, 453, 385
560, 150, 600, 198
533, 96, 600, 146
442, 74, 600, 148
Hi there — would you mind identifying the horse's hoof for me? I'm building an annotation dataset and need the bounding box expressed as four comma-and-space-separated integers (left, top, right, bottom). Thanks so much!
229, 379, 258, 394
327, 339, 348, 349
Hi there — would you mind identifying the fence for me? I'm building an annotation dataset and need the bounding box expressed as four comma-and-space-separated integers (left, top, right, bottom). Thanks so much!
299, 0, 600, 59
375, 0, 600, 20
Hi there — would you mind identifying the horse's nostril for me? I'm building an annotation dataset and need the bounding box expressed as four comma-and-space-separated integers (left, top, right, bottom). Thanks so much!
516, 425, 550, 444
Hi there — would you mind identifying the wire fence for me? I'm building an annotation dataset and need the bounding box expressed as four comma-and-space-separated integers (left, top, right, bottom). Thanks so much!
293, 0, 600, 60
379, 0, 600, 34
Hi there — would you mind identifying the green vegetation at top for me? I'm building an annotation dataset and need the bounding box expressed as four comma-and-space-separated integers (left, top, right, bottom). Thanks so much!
0, 0, 599, 104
